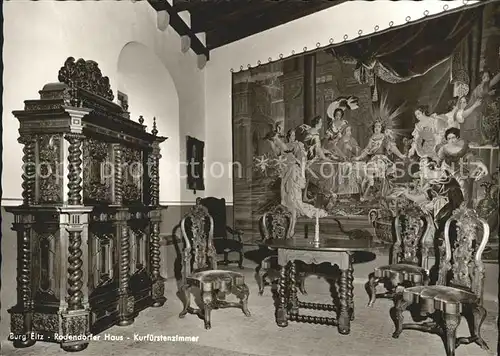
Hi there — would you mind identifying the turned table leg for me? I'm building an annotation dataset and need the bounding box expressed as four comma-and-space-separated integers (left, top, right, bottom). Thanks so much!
289, 261, 299, 315
338, 264, 352, 335
347, 254, 354, 321
276, 262, 289, 327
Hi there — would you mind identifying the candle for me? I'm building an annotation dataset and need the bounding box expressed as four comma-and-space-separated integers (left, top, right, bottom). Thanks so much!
314, 212, 320, 243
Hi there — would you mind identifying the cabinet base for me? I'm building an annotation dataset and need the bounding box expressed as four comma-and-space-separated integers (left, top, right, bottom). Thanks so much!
117, 318, 135, 326
152, 297, 167, 308
13, 338, 36, 348
61, 343, 89, 352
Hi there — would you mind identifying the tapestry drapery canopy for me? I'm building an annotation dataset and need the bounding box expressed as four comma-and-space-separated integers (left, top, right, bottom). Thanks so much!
326, 6, 483, 88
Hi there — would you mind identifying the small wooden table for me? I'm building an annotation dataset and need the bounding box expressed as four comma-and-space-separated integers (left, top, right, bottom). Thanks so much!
264, 238, 374, 335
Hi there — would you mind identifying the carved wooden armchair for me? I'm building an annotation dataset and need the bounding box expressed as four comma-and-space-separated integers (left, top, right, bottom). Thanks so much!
256, 205, 307, 295
178, 198, 251, 329
200, 197, 244, 268
390, 205, 490, 356
366, 203, 434, 306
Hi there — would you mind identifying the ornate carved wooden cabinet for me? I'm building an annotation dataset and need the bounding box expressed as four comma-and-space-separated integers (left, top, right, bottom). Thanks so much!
6, 57, 167, 352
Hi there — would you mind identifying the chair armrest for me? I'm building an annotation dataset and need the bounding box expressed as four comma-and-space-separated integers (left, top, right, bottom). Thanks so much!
226, 226, 243, 241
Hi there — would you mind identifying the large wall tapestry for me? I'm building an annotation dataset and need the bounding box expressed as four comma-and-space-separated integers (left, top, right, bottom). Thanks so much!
232, 2, 499, 260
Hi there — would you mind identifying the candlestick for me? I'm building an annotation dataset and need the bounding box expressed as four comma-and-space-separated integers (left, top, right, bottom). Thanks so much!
314, 213, 320, 243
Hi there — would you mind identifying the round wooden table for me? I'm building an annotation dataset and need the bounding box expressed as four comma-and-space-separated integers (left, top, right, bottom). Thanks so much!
263, 238, 375, 335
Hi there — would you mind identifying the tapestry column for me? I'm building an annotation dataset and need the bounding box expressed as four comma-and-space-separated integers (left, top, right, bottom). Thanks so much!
464, 9, 484, 144
303, 53, 317, 125
467, 8, 483, 91
466, 9, 487, 203
149, 119, 167, 307
59, 107, 93, 352
233, 81, 253, 181
282, 60, 304, 130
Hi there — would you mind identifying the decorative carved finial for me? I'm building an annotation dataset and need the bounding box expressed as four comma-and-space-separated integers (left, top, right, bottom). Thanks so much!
69, 81, 80, 107
58, 57, 114, 101
152, 117, 158, 136
138, 115, 144, 125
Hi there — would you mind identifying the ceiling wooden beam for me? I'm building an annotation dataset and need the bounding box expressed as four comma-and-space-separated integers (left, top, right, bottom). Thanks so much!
189, 1, 283, 35
172, 0, 245, 13
205, 1, 344, 49
147, 0, 210, 59
151, 0, 346, 52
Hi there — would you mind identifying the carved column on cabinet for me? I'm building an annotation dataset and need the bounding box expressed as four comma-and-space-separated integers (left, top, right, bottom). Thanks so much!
19, 135, 36, 206
59, 210, 91, 352
149, 137, 166, 307
9, 213, 37, 348
8, 140, 38, 349
58, 125, 92, 352
116, 210, 135, 326
112, 142, 135, 325
149, 142, 160, 208
66, 225, 85, 312
65, 132, 84, 206
113, 143, 124, 205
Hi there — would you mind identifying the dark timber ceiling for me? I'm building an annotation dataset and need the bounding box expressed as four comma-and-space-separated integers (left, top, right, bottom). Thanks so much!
172, 0, 345, 50
148, 0, 346, 59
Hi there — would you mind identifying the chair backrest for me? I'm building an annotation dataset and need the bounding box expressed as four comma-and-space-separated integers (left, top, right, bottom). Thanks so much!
180, 198, 217, 281
393, 203, 434, 269
200, 197, 227, 238
259, 205, 293, 242
439, 204, 489, 301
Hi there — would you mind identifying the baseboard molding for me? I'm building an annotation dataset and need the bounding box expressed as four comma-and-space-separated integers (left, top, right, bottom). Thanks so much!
1, 198, 23, 206
1, 198, 233, 207
160, 201, 198, 206
163, 201, 234, 206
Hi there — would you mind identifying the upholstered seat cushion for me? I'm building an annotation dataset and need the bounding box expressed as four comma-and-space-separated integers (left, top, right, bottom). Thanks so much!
374, 263, 426, 284
213, 238, 243, 253
403, 285, 479, 314
187, 270, 245, 291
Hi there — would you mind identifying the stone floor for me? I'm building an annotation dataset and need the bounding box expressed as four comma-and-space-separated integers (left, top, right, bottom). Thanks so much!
2, 261, 498, 356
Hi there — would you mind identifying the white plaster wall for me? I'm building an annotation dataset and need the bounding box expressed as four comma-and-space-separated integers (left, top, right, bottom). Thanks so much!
2, 1, 205, 205
117, 42, 181, 204
204, 0, 479, 202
